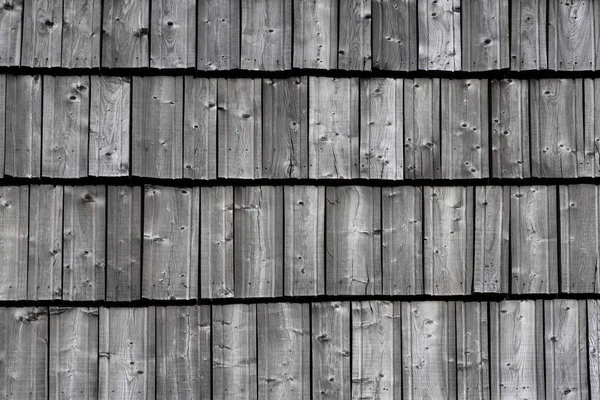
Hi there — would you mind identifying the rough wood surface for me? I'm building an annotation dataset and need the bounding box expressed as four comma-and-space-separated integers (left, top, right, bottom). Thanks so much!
0, 186, 28, 300
456, 302, 489, 400
589, 300, 600, 399
293, 0, 338, 69
102, 0, 149, 68
0, 75, 4, 177
0, 0, 22, 66
372, 0, 417, 71
418, 0, 461, 71
585, 78, 600, 176
511, 0, 547, 70
338, 0, 371, 70
197, 0, 240, 70
21, 0, 62, 67
150, 0, 195, 68
62, 0, 101, 68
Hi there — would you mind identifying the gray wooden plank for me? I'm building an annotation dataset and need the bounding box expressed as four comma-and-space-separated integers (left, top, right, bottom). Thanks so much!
49, 307, 99, 400
99, 307, 156, 400
263, 77, 308, 179
42, 75, 90, 178
61, 0, 101, 68
417, 0, 461, 71
309, 77, 359, 179
338, 0, 371, 70
382, 186, 423, 295
293, 0, 338, 69
102, 0, 149, 68
312, 301, 351, 399
197, 0, 240, 70
0, 74, 4, 177
212, 304, 257, 400
143, 186, 199, 300
284, 185, 325, 296
589, 300, 600, 400
106, 186, 141, 302
132, 76, 183, 179
360, 78, 403, 179
424, 186, 474, 296
372, 0, 417, 71
21, 0, 62, 67
198, 305, 212, 397
63, 185, 106, 301
441, 79, 489, 179
456, 302, 489, 400
150, 0, 195, 68
0, 307, 48, 399
0, 186, 28, 300
585, 78, 600, 177
89, 76, 131, 177
28, 185, 63, 300
217, 78, 262, 179
511, 0, 547, 70
257, 303, 310, 399
0, 0, 22, 66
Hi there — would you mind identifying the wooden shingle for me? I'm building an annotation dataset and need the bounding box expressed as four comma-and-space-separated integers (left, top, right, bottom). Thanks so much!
102, 0, 150, 68
150, 0, 196, 68
61, 0, 101, 68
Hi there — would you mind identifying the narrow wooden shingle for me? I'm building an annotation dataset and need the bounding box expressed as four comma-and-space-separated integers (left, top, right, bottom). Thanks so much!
150, 0, 195, 68
0, 0, 22, 66
418, 0, 461, 71
197, 0, 240, 70
372, 0, 417, 71
21, 0, 62, 67
0, 186, 28, 300
61, 0, 101, 68
456, 302, 489, 400
0, 74, 4, 177
102, 0, 149, 68
293, 0, 338, 69
510, 0, 547, 70
338, 0, 371, 70
585, 78, 600, 176
588, 300, 600, 399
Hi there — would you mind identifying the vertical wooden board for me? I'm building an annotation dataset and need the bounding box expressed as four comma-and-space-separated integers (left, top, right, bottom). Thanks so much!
293, 0, 338, 69
102, 0, 149, 68
150, 0, 195, 68
184, 77, 217, 179
549, 0, 596, 70
49, 307, 99, 400
382, 186, 423, 295
456, 302, 489, 400
338, 0, 371, 70
212, 304, 257, 400
418, 0, 461, 71
441, 79, 489, 179
99, 307, 156, 400
28, 185, 63, 300
234, 186, 284, 298
511, 186, 559, 294
21, 0, 62, 67
42, 75, 90, 178
372, 0, 417, 71
474, 186, 510, 294
284, 186, 325, 297
326, 186, 382, 296
197, 0, 240, 70
0, 186, 28, 300
63, 185, 106, 301
511, 0, 547, 70
589, 300, 600, 399
89, 76, 131, 177
402, 301, 456, 400
62, 0, 101, 68
200, 186, 234, 299
5, 74, 42, 178
0, 0, 22, 66
309, 77, 359, 179
217, 78, 262, 179
0, 75, 4, 177
263, 77, 308, 179
404, 78, 442, 179
143, 186, 199, 300
360, 78, 403, 180
0, 308, 48, 399
312, 302, 351, 399
424, 186, 474, 296
257, 303, 310, 399
491, 79, 530, 178
106, 186, 141, 302
585, 78, 600, 177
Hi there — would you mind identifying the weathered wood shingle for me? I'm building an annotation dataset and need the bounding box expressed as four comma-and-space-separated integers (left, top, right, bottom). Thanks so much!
0, 0, 22, 66
150, 0, 196, 69
102, 0, 150, 68
61, 0, 101, 68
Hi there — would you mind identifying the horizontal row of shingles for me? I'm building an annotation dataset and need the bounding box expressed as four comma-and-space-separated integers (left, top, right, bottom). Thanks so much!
1, 300, 599, 400
1, 183, 598, 301
1, 75, 599, 180
0, 0, 599, 71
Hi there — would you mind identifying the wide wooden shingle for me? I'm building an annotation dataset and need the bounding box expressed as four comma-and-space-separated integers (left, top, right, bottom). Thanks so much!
150, 0, 195, 68
293, 0, 338, 69
511, 0, 547, 70
338, 0, 371, 70
21, 0, 62, 67
0, 0, 22, 66
0, 186, 28, 300
61, 0, 101, 68
418, 0, 461, 71
102, 0, 150, 68
372, 0, 417, 71
197, 0, 240, 70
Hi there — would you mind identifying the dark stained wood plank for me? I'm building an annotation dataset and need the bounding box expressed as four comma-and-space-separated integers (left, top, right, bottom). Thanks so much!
0, 186, 28, 300
511, 185, 559, 294
106, 186, 141, 302
197, 0, 240, 70
217, 78, 262, 179
99, 307, 156, 400
132, 76, 183, 179
62, 0, 101, 68
360, 78, 403, 179
293, 0, 338, 69
49, 307, 99, 400
143, 186, 199, 300
424, 186, 474, 296
21, 0, 62, 67
372, 0, 417, 71
441, 79, 489, 179
263, 77, 308, 179
150, 0, 195, 68
309, 77, 359, 179
63, 185, 106, 301
0, 0, 22, 66
28, 185, 63, 300
456, 302, 489, 400
42, 75, 89, 178
589, 300, 600, 399
284, 185, 325, 296
89, 76, 131, 177
511, 0, 547, 70
102, 0, 149, 68
257, 303, 310, 399
382, 186, 423, 295
338, 0, 371, 70
418, 0, 461, 71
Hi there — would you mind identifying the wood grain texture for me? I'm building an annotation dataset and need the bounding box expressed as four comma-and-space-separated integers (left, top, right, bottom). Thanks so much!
90, 76, 131, 177
0, 186, 28, 300
197, 0, 240, 70
511, 0, 547, 70
338, 0, 371, 70
63, 185, 106, 301
441, 79, 489, 179
284, 185, 325, 296
0, 75, 4, 177
589, 300, 600, 400
418, 0, 461, 71
234, 186, 284, 298
42, 75, 89, 178
293, 0, 338, 69
326, 186, 382, 296
132, 76, 183, 179
263, 77, 308, 179
309, 77, 359, 179
372, 0, 417, 71
424, 186, 474, 296
456, 302, 489, 400
585, 78, 600, 177
360, 78, 403, 179
143, 186, 199, 300
62, 0, 101, 68
102, 0, 149, 68
382, 186, 423, 295
150, 0, 195, 68
0, 0, 22, 66
21, 0, 62, 67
